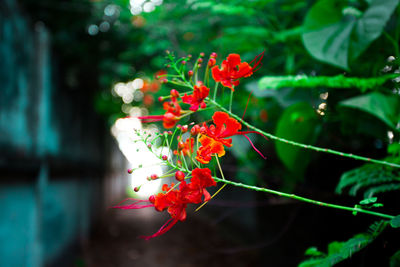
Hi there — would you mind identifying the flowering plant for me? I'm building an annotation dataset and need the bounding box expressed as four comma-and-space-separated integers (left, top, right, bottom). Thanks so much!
113, 51, 400, 241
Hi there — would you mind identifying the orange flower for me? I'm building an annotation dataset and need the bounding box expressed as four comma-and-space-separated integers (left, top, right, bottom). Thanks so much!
196, 111, 241, 163
196, 111, 267, 164
211, 52, 264, 90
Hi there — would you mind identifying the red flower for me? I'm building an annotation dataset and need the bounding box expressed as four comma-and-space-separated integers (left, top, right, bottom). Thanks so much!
182, 85, 210, 111
113, 167, 216, 240
196, 135, 226, 164
188, 168, 216, 201
196, 111, 266, 164
211, 52, 264, 90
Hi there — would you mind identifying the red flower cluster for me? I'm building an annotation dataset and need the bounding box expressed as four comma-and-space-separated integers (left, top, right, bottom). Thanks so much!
118, 52, 267, 240
114, 168, 216, 240
139, 84, 209, 128
212, 52, 264, 90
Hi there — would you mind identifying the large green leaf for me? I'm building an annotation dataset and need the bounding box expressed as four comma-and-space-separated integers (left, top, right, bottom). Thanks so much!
339, 92, 400, 131
275, 103, 319, 177
302, 0, 399, 69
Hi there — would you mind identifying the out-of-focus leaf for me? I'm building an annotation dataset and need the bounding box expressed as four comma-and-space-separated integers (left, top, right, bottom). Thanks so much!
258, 74, 397, 92
339, 92, 400, 131
302, 0, 399, 69
305, 247, 325, 257
391, 215, 400, 228
390, 250, 400, 267
275, 103, 319, 178
360, 197, 377, 205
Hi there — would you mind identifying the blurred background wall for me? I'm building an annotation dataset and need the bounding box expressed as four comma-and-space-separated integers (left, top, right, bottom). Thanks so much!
0, 0, 127, 266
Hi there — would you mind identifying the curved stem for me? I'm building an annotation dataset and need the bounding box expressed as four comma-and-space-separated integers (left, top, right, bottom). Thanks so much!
213, 177, 395, 220
208, 98, 400, 169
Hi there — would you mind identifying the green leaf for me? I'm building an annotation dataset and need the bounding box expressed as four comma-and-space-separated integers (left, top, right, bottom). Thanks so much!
257, 74, 397, 92
339, 92, 400, 131
390, 250, 400, 267
360, 197, 377, 205
372, 203, 384, 208
300, 221, 388, 266
388, 143, 400, 156
275, 103, 319, 179
302, 0, 399, 69
305, 247, 325, 257
391, 215, 400, 228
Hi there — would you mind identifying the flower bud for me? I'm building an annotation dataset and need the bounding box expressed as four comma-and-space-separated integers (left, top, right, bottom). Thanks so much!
190, 125, 200, 136
181, 125, 188, 133
178, 141, 185, 150
158, 96, 163, 102
175, 171, 185, 181
149, 195, 155, 203
188, 70, 194, 77
211, 52, 217, 58
208, 58, 216, 67
151, 174, 158, 180
200, 126, 207, 135
182, 60, 186, 65
162, 155, 168, 160
170, 89, 179, 98
134, 186, 140, 192
198, 58, 203, 63
127, 168, 133, 174
200, 52, 205, 57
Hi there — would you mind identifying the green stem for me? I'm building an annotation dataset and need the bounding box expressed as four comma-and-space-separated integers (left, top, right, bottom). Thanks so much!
208, 98, 400, 169
229, 89, 234, 112
213, 82, 219, 101
213, 177, 395, 220
139, 133, 395, 220
215, 155, 225, 180
180, 151, 189, 171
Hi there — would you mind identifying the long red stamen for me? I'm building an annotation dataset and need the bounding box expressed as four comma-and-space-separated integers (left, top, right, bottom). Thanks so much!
241, 92, 252, 121
249, 51, 265, 71
243, 134, 266, 159
138, 115, 164, 121
239, 51, 265, 77
111, 198, 154, 210
140, 218, 179, 240
238, 130, 269, 141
